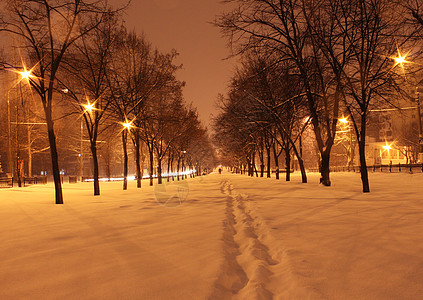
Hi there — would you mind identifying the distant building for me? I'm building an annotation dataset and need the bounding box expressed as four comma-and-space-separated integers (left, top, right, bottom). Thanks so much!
330, 93, 421, 167
366, 95, 420, 164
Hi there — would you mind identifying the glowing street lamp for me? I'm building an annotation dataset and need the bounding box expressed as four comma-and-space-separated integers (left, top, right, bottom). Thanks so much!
394, 55, 406, 68
392, 49, 410, 70
339, 117, 348, 124
338, 116, 353, 168
20, 70, 31, 80
382, 143, 392, 163
84, 102, 95, 114
122, 120, 133, 130
17, 66, 35, 84
382, 144, 391, 151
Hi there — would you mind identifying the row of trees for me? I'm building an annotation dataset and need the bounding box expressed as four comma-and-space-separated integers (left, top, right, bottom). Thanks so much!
0, 0, 216, 203
214, 54, 309, 183
214, 0, 423, 192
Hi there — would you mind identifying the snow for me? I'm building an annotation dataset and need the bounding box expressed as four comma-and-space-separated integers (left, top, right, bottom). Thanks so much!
1, 171, 423, 299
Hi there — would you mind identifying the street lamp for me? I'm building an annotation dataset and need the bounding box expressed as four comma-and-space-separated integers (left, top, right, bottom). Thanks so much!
416, 87, 423, 162
3, 64, 36, 181
122, 121, 132, 130
122, 119, 134, 131
339, 117, 348, 124
17, 67, 34, 84
392, 49, 410, 70
7, 91, 12, 176
382, 142, 392, 164
20, 70, 31, 80
338, 116, 354, 168
382, 143, 391, 151
83, 102, 95, 114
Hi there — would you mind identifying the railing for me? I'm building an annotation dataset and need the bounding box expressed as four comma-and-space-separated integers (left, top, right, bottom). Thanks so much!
68, 176, 78, 183
24, 176, 48, 186
369, 163, 423, 173
308, 163, 423, 173
0, 177, 13, 188
0, 175, 47, 188
271, 169, 294, 173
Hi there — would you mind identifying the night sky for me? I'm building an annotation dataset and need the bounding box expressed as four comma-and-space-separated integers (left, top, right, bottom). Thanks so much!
112, 0, 236, 127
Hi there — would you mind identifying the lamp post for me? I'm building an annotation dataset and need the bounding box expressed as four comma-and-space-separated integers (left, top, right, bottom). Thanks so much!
416, 87, 423, 162
16, 68, 32, 186
79, 99, 95, 181
7, 76, 46, 181
339, 117, 354, 169
80, 119, 83, 181
16, 84, 22, 187
182, 150, 187, 179
383, 143, 392, 163
121, 118, 134, 189
7, 93, 12, 177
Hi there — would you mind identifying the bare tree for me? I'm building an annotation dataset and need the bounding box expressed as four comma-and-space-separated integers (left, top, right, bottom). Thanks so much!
308, 0, 418, 192
216, 0, 340, 186
107, 30, 151, 190
223, 53, 309, 182
61, 11, 121, 195
0, 0, 112, 203
132, 48, 182, 187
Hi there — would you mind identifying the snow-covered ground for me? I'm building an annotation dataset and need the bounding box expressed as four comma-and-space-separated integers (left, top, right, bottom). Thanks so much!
1, 171, 423, 299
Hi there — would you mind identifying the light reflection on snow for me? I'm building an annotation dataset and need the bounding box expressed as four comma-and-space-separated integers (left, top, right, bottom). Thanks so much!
83, 170, 196, 182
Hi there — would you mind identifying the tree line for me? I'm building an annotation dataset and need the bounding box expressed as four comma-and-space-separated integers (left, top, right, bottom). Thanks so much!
0, 0, 216, 203
213, 0, 423, 192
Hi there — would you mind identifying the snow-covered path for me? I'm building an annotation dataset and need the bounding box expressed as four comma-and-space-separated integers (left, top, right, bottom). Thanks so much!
1, 172, 423, 299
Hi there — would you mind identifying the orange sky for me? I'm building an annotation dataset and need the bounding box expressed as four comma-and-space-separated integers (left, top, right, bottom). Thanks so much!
113, 0, 236, 127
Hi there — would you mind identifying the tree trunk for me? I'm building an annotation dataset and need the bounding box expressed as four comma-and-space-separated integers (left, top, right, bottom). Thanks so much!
182, 159, 185, 180
349, 130, 355, 168
171, 156, 175, 181
246, 157, 252, 176
47, 118, 63, 204
28, 127, 32, 177
285, 146, 291, 182
157, 156, 162, 184
91, 142, 100, 195
320, 150, 331, 186
106, 160, 111, 181
288, 140, 307, 183
359, 120, 370, 193
167, 154, 171, 182
292, 145, 307, 183
177, 157, 181, 181
122, 130, 128, 190
149, 148, 154, 186
135, 138, 141, 188
272, 143, 279, 180
298, 156, 307, 183
266, 146, 271, 178
252, 151, 258, 177
258, 143, 264, 177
